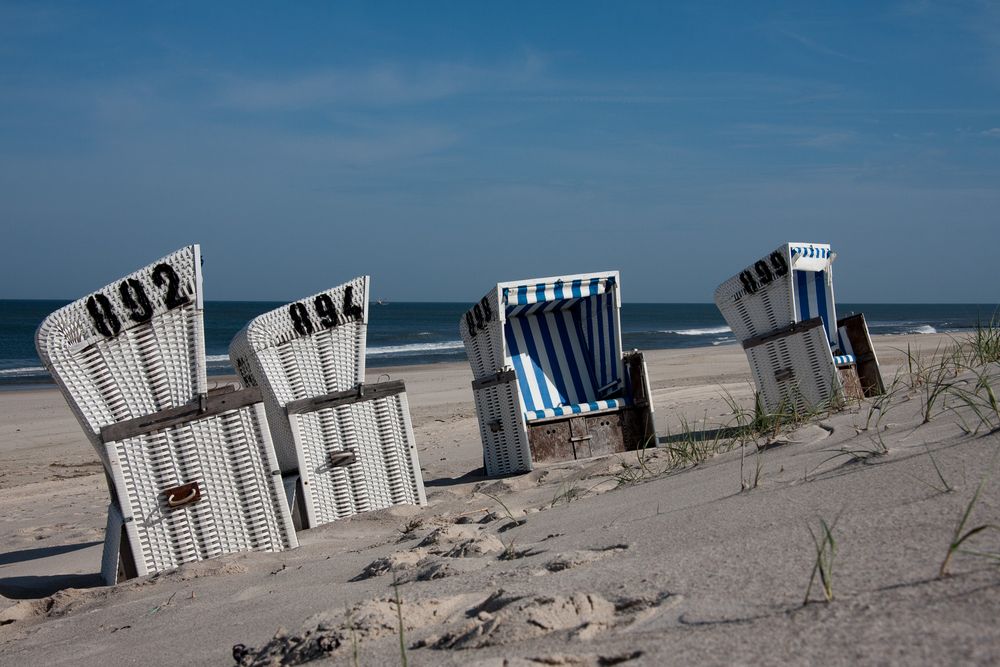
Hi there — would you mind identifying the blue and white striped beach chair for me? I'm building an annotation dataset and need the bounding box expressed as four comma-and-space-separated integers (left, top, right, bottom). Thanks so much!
461, 271, 656, 476
714, 242, 884, 414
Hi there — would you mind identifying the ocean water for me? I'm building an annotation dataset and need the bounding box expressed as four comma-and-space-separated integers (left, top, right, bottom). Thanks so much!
1, 300, 996, 387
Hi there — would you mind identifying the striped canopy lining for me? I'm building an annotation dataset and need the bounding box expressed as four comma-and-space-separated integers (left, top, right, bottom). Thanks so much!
792, 265, 855, 367
790, 245, 832, 259
503, 279, 624, 422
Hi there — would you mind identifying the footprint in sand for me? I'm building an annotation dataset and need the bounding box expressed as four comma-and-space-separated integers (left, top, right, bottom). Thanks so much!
233, 594, 473, 666
234, 589, 673, 665
540, 544, 630, 574
417, 588, 674, 650
355, 524, 505, 582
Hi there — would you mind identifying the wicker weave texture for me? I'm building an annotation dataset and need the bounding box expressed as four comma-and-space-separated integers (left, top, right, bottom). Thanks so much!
35, 246, 206, 451
230, 276, 426, 526
108, 402, 296, 577
292, 391, 426, 525
746, 325, 843, 413
473, 379, 532, 476
714, 243, 796, 343
460, 287, 534, 475
459, 288, 504, 380
35, 246, 297, 582
229, 277, 369, 472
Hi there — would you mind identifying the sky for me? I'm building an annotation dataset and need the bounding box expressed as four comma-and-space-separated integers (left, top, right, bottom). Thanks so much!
1, 1, 998, 303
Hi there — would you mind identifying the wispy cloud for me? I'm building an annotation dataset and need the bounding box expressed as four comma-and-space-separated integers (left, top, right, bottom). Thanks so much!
212, 56, 546, 111
727, 123, 858, 150
983, 127, 1000, 138
774, 27, 865, 63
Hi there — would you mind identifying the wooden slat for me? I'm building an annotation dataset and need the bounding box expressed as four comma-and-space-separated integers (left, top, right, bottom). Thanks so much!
742, 317, 825, 351
100, 387, 263, 443
285, 380, 406, 415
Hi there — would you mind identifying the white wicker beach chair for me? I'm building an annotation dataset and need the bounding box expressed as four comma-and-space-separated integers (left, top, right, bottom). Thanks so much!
461, 271, 657, 476
35, 245, 297, 585
714, 242, 884, 414
228, 276, 426, 530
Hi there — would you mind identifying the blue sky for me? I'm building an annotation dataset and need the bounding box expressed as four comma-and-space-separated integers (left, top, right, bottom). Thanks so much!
1, 1, 998, 302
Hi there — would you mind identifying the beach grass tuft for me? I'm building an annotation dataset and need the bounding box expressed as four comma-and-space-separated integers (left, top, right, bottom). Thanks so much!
939, 458, 1000, 577
391, 572, 408, 667
804, 515, 839, 605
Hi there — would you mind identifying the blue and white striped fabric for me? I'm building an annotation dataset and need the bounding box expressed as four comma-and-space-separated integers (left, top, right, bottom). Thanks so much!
793, 270, 838, 346
790, 245, 832, 259
837, 325, 856, 361
503, 276, 624, 422
503, 276, 615, 316
832, 354, 856, 366
526, 399, 624, 421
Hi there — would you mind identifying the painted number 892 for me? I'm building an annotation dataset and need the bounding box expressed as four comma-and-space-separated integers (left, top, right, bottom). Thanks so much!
86, 263, 188, 338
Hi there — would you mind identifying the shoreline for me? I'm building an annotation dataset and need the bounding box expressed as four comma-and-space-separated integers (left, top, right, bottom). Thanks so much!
0, 330, 967, 395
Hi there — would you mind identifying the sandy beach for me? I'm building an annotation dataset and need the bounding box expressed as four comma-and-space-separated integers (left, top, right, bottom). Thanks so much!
2, 332, 999, 665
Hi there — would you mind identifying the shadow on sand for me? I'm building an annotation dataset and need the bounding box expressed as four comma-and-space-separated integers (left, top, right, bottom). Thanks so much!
0, 541, 103, 599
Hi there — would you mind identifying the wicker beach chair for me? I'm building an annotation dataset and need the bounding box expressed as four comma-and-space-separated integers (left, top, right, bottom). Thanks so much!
35, 245, 297, 585
714, 242, 884, 414
461, 271, 657, 476
228, 276, 426, 530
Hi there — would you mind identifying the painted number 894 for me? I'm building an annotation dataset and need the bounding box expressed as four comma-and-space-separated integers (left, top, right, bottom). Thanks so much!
288, 285, 364, 337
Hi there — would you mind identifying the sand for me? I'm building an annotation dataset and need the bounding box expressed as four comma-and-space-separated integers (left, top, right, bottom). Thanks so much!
2, 333, 999, 665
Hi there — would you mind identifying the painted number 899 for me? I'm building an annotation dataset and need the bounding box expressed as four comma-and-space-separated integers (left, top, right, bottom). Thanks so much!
738, 251, 789, 295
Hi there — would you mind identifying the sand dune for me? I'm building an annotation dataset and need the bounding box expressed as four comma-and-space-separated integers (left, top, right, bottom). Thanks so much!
2, 333, 999, 665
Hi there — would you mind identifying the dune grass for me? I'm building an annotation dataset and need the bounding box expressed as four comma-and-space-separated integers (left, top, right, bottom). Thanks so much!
804, 516, 839, 605
391, 573, 408, 667
939, 449, 1000, 577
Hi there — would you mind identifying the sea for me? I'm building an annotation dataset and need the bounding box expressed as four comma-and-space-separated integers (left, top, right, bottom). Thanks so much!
1, 300, 996, 389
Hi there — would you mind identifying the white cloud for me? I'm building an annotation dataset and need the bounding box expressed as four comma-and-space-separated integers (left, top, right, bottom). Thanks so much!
982, 128, 1000, 138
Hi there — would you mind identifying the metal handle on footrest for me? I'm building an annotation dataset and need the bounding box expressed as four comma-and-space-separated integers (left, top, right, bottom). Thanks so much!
329, 450, 357, 468
164, 482, 201, 509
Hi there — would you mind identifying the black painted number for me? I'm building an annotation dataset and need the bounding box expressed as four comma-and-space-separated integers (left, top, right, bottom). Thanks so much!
754, 260, 773, 286
152, 263, 189, 309
343, 286, 364, 321
86, 294, 122, 338
465, 297, 494, 336
289, 302, 314, 336
118, 278, 154, 323
737, 250, 790, 299
86, 261, 190, 339
314, 293, 338, 328
288, 286, 365, 338
769, 250, 788, 277
738, 270, 758, 295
